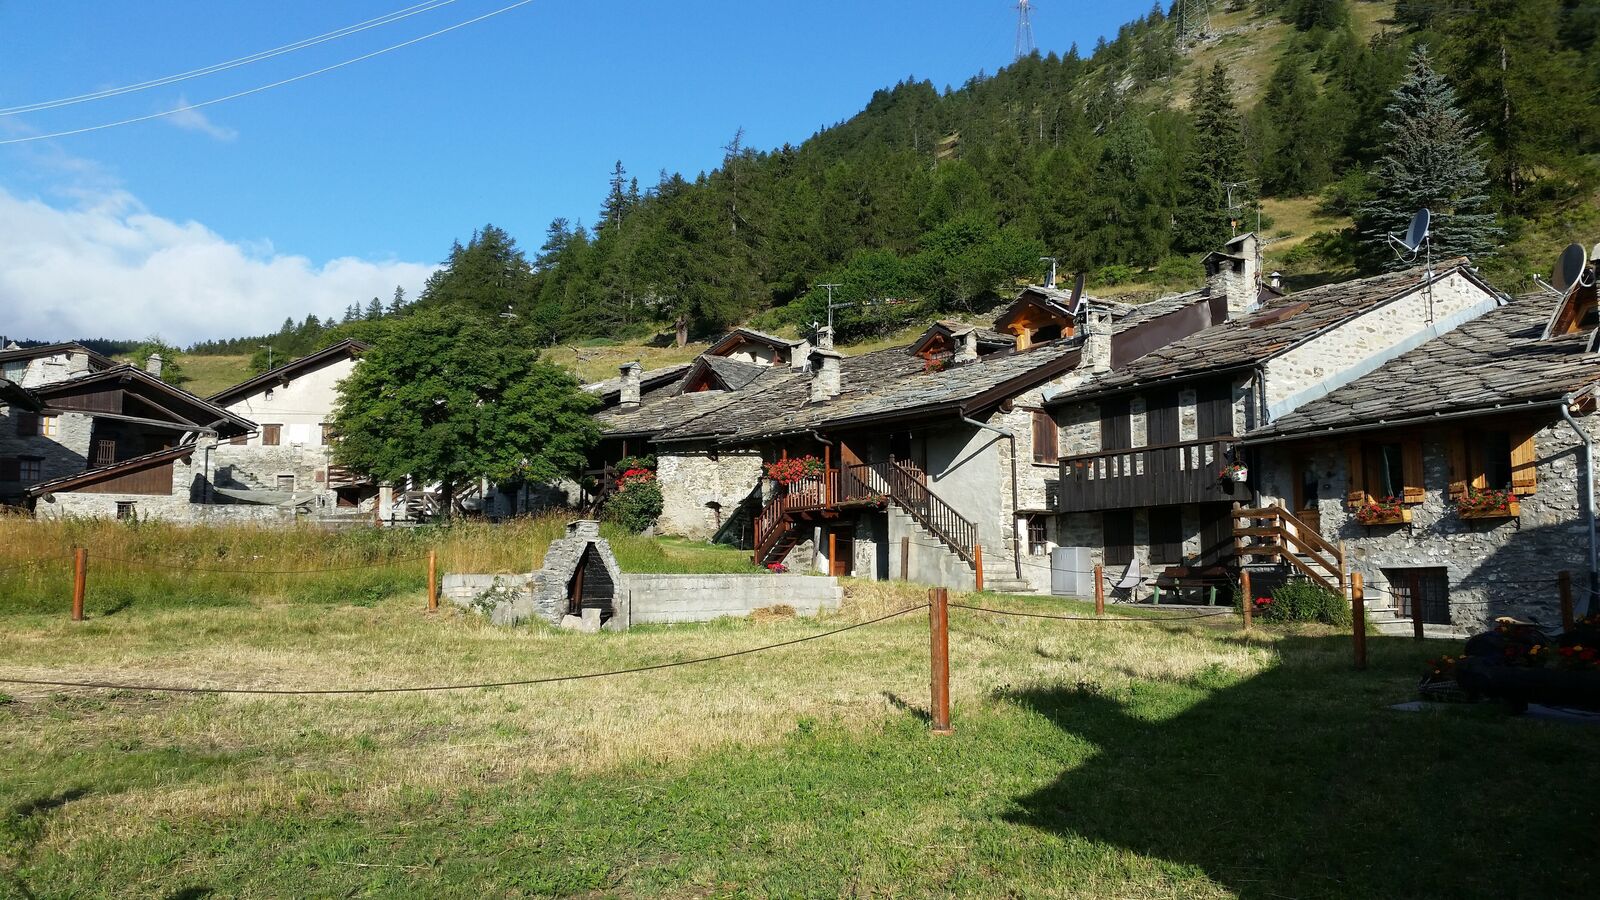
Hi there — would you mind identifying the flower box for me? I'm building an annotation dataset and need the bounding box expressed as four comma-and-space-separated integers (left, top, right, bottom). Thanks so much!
1455, 488, 1519, 521
1458, 498, 1520, 520
1353, 498, 1411, 527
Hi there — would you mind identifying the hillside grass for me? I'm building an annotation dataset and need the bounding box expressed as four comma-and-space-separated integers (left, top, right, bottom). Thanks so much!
2, 548, 1596, 896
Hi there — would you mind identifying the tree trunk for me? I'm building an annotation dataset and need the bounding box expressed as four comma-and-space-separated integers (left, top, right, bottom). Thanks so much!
438, 479, 454, 521
675, 315, 688, 348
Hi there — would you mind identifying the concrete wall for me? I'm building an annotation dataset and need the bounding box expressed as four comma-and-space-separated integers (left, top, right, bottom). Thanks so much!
655, 449, 764, 540
1254, 414, 1599, 632
629, 573, 842, 623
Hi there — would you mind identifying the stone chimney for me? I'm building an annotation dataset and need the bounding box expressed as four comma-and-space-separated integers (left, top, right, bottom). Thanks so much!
789, 337, 812, 369
145, 353, 164, 378
809, 348, 842, 403
65, 350, 90, 375
1082, 307, 1112, 374
618, 361, 641, 406
1207, 233, 1261, 321
813, 325, 835, 351
1269, 270, 1283, 291
953, 328, 979, 364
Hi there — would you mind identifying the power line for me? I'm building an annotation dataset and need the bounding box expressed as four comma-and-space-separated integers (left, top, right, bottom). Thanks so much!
0, 0, 463, 117
0, 0, 540, 146
0, 604, 926, 695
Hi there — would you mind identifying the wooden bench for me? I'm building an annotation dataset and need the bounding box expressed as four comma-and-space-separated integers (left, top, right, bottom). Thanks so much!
1153, 565, 1235, 606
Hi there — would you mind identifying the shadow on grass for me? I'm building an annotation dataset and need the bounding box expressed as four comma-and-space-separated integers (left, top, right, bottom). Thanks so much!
880, 691, 931, 724
1003, 635, 1600, 899
3, 787, 91, 900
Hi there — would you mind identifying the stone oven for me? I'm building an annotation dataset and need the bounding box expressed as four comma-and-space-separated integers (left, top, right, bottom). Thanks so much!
540, 519, 628, 631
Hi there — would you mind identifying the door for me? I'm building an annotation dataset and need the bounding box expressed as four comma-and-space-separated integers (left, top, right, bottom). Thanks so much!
828, 525, 855, 576
1292, 455, 1321, 535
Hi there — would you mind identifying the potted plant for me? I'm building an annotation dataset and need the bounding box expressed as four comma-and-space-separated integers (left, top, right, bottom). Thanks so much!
764, 455, 825, 486
1353, 495, 1411, 526
1219, 462, 1249, 483
1455, 487, 1519, 520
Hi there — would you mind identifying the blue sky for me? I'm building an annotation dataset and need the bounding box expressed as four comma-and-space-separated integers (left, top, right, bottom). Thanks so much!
0, 1, 1148, 343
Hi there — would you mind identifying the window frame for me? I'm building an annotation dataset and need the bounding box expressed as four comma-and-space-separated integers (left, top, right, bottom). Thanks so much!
115, 501, 136, 521
261, 424, 282, 446
17, 456, 42, 481
1346, 435, 1425, 508
1026, 515, 1049, 556
1030, 409, 1059, 464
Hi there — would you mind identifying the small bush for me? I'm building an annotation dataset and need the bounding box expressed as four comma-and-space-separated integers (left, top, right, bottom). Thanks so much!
604, 477, 664, 533
1258, 580, 1350, 626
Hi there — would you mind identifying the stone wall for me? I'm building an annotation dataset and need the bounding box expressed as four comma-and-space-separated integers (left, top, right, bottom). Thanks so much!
655, 449, 763, 540
34, 439, 295, 525
1254, 415, 1598, 632
211, 443, 336, 502
0, 409, 92, 501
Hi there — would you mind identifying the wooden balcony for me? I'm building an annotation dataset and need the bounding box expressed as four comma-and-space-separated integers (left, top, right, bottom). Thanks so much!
1057, 438, 1242, 513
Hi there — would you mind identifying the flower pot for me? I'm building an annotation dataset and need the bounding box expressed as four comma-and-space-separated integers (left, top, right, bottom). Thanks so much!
1227, 467, 1249, 483
1457, 499, 1520, 521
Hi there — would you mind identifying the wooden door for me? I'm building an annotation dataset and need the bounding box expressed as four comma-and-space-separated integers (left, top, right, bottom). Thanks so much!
1292, 456, 1321, 535
828, 526, 855, 577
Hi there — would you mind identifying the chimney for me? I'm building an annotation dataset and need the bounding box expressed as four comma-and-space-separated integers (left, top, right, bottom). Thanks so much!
618, 361, 641, 406
65, 351, 90, 374
814, 325, 834, 351
789, 337, 812, 369
145, 353, 164, 378
809, 348, 842, 403
1269, 270, 1282, 291
1207, 233, 1262, 321
1082, 307, 1112, 374
953, 328, 979, 364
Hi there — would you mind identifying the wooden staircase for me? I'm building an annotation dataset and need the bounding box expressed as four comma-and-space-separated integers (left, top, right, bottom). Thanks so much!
753, 460, 981, 572
1231, 503, 1346, 595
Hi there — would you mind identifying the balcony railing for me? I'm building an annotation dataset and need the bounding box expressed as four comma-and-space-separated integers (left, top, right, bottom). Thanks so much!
1057, 438, 1241, 512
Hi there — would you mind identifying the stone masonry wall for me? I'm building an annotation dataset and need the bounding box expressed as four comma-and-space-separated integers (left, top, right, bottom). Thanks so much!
0, 409, 92, 501
36, 445, 292, 525
1254, 415, 1598, 633
656, 449, 763, 540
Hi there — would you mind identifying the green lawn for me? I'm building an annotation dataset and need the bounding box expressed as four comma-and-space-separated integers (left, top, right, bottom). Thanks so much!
1, 575, 1595, 897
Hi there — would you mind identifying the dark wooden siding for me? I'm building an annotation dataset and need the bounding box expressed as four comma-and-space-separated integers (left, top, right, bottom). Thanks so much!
77, 462, 174, 495
1103, 511, 1134, 566
1148, 506, 1183, 565
1100, 397, 1131, 450
1196, 380, 1234, 438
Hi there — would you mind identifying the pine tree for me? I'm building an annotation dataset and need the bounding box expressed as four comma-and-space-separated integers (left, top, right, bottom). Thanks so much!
388, 286, 406, 314
1258, 55, 1331, 195
1357, 48, 1499, 272
1174, 64, 1246, 252
364, 297, 383, 320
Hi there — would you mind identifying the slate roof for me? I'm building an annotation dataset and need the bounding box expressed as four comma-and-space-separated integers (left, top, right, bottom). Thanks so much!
707, 327, 805, 354
584, 363, 692, 404
27, 444, 197, 497
1046, 259, 1491, 403
696, 355, 767, 392
593, 385, 745, 438
1246, 292, 1600, 440
209, 339, 368, 406
0, 378, 41, 412
35, 364, 255, 436
0, 342, 116, 371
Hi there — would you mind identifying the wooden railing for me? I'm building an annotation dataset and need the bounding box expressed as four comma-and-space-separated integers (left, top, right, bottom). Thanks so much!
751, 459, 979, 568
1232, 503, 1346, 595
1059, 438, 1240, 512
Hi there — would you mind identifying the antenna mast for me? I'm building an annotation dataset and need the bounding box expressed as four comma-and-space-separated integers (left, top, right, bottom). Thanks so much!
1173, 0, 1212, 47
1015, 1, 1036, 60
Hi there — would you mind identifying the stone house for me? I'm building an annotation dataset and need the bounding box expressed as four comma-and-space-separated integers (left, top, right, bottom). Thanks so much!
207, 339, 373, 513
1040, 251, 1505, 604
1241, 289, 1600, 633
0, 341, 116, 389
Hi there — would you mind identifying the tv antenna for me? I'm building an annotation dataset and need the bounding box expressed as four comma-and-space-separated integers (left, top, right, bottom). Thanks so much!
1040, 256, 1058, 289
1387, 208, 1434, 323
1015, 1, 1036, 60
817, 283, 850, 330
1223, 179, 1258, 236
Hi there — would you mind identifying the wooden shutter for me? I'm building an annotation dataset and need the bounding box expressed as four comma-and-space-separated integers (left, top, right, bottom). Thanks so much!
1148, 506, 1183, 565
1344, 442, 1366, 508
1103, 511, 1135, 566
0, 458, 19, 481
1509, 424, 1538, 495
1401, 436, 1426, 504
1100, 397, 1131, 450
15, 412, 37, 437
1031, 410, 1059, 464
262, 424, 281, 446
1447, 430, 1470, 501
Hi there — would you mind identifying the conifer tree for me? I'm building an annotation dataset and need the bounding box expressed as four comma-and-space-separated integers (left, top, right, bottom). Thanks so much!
364, 297, 383, 320
1357, 48, 1499, 272
1174, 64, 1246, 252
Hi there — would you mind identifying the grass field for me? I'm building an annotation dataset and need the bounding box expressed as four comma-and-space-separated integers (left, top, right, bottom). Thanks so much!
2, 522, 1596, 897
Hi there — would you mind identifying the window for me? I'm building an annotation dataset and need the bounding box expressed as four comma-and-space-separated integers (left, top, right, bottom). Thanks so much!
1450, 425, 1537, 499
0, 458, 18, 482
17, 457, 41, 481
116, 501, 136, 521
1347, 437, 1424, 507
1027, 515, 1049, 556
1148, 506, 1183, 566
1383, 567, 1449, 625
1031, 410, 1059, 464
1103, 510, 1134, 567
39, 416, 57, 437
277, 474, 295, 492
94, 439, 116, 466
14, 411, 38, 437
261, 424, 281, 446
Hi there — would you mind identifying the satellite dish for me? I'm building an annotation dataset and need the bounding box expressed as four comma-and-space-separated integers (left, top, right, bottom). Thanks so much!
1553, 242, 1588, 293
1591, 242, 1600, 263
1400, 208, 1431, 253
1069, 272, 1088, 318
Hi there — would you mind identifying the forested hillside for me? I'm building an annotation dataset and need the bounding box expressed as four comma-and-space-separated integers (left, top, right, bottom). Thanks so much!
192, 0, 1600, 366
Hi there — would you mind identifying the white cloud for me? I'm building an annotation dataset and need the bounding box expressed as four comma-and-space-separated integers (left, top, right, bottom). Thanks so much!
0, 186, 437, 345
166, 96, 238, 142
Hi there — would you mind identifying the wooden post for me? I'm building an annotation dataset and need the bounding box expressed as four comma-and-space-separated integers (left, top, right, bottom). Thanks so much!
974, 544, 984, 593
427, 550, 438, 612
1240, 568, 1253, 630
1351, 571, 1367, 670
823, 445, 832, 507
900, 535, 910, 581
827, 530, 836, 576
1093, 563, 1105, 616
1559, 571, 1574, 632
71, 546, 87, 622
928, 588, 952, 735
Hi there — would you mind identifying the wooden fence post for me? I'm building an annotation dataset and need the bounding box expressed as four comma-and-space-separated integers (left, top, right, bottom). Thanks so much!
427, 550, 438, 612
71, 546, 87, 622
1351, 571, 1367, 671
827, 531, 837, 576
1559, 571, 1574, 632
1093, 563, 1105, 616
1240, 568, 1252, 630
929, 587, 952, 735
974, 545, 984, 593
900, 536, 910, 582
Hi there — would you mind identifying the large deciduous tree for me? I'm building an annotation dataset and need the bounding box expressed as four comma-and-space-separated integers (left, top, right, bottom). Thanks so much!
329, 309, 598, 515
1357, 48, 1499, 272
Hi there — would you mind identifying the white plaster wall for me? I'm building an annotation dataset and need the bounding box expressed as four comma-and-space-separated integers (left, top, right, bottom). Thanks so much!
222, 356, 356, 446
